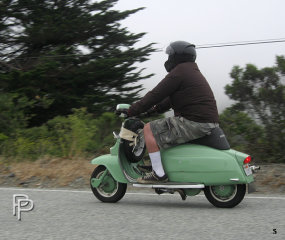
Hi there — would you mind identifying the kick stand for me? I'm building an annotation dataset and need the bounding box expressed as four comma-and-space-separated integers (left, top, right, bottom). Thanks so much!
176, 189, 187, 201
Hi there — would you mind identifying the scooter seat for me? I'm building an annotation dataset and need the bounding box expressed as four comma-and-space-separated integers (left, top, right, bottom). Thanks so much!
189, 127, 230, 150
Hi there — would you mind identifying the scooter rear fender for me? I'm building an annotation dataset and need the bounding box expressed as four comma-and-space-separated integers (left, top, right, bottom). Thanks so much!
91, 154, 128, 183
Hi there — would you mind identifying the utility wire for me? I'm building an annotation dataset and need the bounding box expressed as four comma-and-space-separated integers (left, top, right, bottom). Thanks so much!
2, 38, 285, 60
196, 38, 285, 49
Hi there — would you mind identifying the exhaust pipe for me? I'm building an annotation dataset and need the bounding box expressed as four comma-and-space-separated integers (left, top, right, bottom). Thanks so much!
250, 165, 261, 172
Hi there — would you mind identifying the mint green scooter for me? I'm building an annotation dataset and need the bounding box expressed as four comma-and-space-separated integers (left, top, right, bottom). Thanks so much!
90, 104, 260, 208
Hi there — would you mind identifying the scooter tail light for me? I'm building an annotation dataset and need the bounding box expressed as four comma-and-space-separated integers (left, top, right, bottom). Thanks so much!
243, 156, 251, 164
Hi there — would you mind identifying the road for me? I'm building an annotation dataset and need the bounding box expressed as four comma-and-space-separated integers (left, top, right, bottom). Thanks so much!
0, 187, 284, 240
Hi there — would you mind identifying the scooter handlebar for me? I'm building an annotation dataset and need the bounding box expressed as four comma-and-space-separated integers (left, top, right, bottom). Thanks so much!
115, 109, 152, 119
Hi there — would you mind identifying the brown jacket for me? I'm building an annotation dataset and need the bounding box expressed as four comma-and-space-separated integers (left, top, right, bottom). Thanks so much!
129, 62, 219, 123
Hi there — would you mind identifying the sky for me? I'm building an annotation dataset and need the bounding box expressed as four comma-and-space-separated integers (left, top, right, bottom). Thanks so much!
113, 0, 285, 112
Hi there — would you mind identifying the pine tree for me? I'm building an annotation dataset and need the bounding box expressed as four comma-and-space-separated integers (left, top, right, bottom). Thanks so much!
0, 0, 155, 126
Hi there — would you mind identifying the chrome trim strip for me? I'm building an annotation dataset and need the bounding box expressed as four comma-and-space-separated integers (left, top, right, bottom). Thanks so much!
133, 184, 205, 189
230, 178, 240, 181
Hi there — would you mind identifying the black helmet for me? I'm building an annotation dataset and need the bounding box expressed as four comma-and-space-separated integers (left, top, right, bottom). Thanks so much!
164, 41, 196, 72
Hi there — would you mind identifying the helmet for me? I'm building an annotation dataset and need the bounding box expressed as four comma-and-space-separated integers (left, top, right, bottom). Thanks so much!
164, 41, 196, 72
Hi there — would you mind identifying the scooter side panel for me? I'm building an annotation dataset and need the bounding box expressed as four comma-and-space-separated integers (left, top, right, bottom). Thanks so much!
91, 154, 128, 183
161, 144, 249, 185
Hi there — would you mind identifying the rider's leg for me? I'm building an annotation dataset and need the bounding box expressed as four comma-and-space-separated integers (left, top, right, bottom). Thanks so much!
144, 123, 166, 177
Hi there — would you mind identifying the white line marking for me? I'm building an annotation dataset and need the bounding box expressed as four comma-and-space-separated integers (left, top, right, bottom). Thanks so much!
0, 187, 284, 200
0, 187, 91, 194
127, 192, 285, 200
245, 196, 285, 200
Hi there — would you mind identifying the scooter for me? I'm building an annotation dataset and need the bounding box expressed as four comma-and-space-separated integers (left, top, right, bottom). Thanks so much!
90, 104, 260, 208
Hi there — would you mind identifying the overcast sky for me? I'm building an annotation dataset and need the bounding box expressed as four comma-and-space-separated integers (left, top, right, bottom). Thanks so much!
113, 0, 285, 112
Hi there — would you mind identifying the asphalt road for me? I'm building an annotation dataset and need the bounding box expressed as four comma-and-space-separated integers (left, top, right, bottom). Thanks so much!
0, 187, 284, 240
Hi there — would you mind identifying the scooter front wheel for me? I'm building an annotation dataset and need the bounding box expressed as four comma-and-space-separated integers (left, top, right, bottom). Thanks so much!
90, 165, 127, 203
204, 184, 246, 208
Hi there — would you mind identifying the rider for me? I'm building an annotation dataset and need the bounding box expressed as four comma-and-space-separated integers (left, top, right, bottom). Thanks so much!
128, 41, 219, 184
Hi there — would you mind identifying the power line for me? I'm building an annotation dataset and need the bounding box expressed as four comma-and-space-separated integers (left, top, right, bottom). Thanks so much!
2, 38, 285, 60
155, 38, 285, 52
196, 38, 285, 49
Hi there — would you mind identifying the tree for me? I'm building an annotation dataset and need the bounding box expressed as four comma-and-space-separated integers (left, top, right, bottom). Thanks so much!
225, 56, 285, 162
0, 0, 155, 126
0, 93, 34, 135
219, 107, 266, 161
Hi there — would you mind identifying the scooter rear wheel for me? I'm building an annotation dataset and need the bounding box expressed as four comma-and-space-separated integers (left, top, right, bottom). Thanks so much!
204, 184, 246, 208
90, 165, 127, 203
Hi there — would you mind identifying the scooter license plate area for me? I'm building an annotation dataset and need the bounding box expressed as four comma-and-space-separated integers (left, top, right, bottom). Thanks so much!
243, 164, 252, 176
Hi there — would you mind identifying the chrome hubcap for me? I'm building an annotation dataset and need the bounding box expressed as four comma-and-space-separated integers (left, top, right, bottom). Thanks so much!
96, 171, 119, 197
209, 185, 237, 202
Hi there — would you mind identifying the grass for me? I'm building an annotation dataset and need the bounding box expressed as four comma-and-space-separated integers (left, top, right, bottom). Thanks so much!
0, 156, 95, 188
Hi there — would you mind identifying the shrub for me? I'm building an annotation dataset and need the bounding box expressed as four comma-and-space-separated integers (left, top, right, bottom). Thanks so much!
0, 109, 121, 161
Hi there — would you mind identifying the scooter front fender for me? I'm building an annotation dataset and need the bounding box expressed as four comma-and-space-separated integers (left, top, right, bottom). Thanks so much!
91, 154, 128, 183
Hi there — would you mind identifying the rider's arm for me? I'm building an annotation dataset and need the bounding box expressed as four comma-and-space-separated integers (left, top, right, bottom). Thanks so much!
156, 97, 171, 113
128, 73, 181, 116
146, 97, 171, 115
